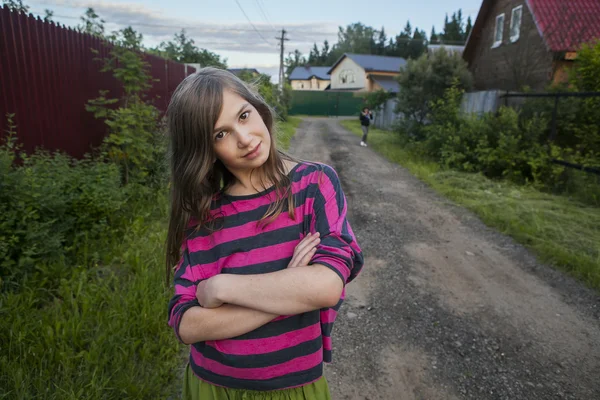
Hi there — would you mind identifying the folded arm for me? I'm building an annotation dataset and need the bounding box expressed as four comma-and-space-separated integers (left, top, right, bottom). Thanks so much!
207, 264, 344, 315
178, 304, 277, 345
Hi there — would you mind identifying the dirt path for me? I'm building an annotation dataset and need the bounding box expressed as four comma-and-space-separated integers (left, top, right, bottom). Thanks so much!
288, 117, 600, 400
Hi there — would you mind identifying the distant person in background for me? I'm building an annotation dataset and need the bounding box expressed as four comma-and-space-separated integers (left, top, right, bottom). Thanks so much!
359, 107, 373, 147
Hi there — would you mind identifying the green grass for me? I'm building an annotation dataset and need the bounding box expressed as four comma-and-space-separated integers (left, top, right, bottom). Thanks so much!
341, 120, 600, 291
277, 116, 302, 150
0, 193, 182, 399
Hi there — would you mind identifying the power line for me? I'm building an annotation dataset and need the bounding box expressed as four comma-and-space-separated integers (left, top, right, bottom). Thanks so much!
259, 0, 276, 26
234, 0, 275, 47
254, 0, 276, 31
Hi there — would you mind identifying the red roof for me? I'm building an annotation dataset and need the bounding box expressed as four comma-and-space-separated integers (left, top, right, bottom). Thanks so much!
527, 0, 600, 52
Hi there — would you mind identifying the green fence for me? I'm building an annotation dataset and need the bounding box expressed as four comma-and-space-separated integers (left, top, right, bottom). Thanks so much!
289, 91, 365, 116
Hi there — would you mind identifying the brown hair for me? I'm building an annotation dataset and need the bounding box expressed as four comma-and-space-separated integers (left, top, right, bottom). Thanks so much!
165, 67, 295, 282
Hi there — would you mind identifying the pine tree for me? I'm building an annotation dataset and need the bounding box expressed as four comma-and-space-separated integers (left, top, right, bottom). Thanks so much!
430, 26, 439, 44
465, 16, 473, 41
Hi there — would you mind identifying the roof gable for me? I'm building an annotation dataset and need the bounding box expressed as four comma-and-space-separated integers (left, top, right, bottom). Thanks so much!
288, 66, 331, 80
327, 53, 407, 74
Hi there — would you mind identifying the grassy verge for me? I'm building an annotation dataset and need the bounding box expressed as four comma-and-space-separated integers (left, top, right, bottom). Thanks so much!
277, 116, 303, 150
341, 120, 600, 291
0, 193, 181, 399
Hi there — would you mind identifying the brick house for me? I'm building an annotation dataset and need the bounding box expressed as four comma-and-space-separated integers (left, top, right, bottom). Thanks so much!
463, 0, 600, 91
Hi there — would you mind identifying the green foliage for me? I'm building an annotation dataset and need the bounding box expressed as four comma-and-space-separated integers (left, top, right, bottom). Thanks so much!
149, 29, 227, 68
438, 10, 470, 43
0, 205, 181, 399
276, 116, 302, 150
77, 7, 105, 37
395, 49, 473, 134
285, 50, 307, 77
286, 9, 468, 76
238, 71, 291, 120
2, 0, 29, 13
43, 9, 53, 22
396, 77, 600, 206
567, 40, 600, 170
362, 90, 392, 112
87, 27, 165, 185
0, 115, 126, 287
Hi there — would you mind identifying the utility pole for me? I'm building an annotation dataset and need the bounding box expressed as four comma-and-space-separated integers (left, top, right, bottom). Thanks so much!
276, 29, 289, 91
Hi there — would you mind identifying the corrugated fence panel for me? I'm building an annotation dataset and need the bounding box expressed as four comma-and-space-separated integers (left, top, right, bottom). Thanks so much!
289, 91, 364, 116
0, 6, 192, 158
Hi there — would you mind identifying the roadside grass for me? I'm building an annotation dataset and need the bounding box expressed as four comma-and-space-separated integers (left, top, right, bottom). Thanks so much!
277, 116, 302, 150
0, 193, 182, 399
341, 120, 600, 291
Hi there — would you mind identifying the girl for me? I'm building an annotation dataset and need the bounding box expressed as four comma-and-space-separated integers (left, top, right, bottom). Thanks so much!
166, 67, 364, 400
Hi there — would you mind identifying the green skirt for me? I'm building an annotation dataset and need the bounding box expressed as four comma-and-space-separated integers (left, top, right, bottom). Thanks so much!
182, 364, 331, 400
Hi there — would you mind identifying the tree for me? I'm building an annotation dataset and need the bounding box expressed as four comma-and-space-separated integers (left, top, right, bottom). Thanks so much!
43, 9, 53, 22
376, 28, 388, 55
308, 43, 320, 64
325, 22, 377, 63
320, 40, 330, 64
440, 10, 466, 43
430, 27, 439, 44
284, 49, 307, 77
78, 8, 105, 37
2, 0, 29, 13
86, 27, 160, 185
149, 29, 227, 68
465, 16, 473, 41
237, 71, 291, 120
395, 48, 473, 133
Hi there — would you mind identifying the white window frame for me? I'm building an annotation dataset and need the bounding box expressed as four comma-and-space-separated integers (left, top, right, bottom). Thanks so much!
510, 5, 523, 43
492, 13, 505, 48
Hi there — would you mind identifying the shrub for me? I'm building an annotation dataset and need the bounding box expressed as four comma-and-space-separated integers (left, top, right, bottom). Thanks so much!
0, 117, 126, 288
395, 48, 473, 137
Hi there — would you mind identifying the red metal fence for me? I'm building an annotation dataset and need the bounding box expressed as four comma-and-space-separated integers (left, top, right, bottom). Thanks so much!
0, 6, 195, 158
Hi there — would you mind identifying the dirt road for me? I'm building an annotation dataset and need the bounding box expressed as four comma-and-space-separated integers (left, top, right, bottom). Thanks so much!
287, 117, 600, 400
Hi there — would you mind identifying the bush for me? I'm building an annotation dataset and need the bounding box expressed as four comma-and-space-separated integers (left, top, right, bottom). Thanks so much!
0, 123, 126, 287
395, 48, 473, 137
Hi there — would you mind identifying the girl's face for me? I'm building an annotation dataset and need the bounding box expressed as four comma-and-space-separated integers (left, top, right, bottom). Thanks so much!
212, 89, 271, 176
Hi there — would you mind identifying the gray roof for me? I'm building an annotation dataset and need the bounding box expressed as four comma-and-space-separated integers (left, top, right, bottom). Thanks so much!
428, 44, 465, 55
228, 68, 260, 76
328, 53, 407, 74
370, 75, 400, 93
288, 66, 331, 80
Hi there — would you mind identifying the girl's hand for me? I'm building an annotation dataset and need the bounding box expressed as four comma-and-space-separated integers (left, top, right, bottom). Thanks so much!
288, 232, 320, 268
196, 278, 224, 308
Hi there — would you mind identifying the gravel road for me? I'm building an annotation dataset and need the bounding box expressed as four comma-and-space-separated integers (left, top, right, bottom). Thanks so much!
288, 117, 600, 400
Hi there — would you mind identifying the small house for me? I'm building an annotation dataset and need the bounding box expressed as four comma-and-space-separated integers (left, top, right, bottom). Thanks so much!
326, 53, 407, 93
288, 66, 331, 91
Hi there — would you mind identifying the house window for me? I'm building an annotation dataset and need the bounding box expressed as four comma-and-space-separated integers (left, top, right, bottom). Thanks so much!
510, 6, 523, 42
493, 13, 505, 48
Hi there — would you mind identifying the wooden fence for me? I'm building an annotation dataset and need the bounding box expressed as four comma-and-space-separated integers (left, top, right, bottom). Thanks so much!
0, 6, 194, 158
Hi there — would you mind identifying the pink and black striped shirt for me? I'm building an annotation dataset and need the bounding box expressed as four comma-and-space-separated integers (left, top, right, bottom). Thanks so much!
168, 162, 364, 391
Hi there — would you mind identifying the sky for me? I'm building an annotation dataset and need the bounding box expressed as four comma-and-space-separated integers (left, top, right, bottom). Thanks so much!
27, 0, 483, 82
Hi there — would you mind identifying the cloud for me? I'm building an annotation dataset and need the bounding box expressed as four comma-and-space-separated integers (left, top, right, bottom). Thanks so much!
36, 0, 338, 55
